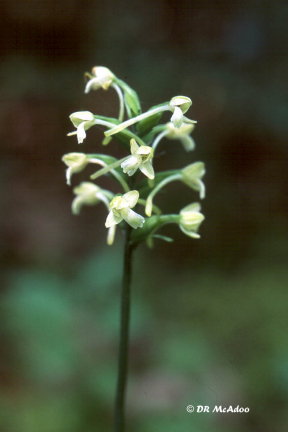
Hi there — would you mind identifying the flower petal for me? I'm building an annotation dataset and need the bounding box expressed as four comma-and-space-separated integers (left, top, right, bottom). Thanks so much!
130, 138, 140, 155
140, 161, 155, 179
66, 167, 72, 185
181, 203, 201, 214
180, 225, 201, 239
121, 208, 145, 229
105, 210, 123, 227
180, 135, 195, 151
107, 225, 116, 245
71, 196, 83, 215
195, 179, 205, 199
120, 190, 139, 209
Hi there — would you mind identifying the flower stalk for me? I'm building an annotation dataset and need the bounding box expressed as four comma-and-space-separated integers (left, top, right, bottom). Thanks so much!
113, 223, 133, 432
63, 65, 206, 432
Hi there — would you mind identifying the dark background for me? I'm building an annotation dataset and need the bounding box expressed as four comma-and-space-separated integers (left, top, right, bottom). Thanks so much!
1, 0, 288, 431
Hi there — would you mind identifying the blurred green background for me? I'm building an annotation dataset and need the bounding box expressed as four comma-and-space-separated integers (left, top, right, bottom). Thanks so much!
1, 0, 288, 431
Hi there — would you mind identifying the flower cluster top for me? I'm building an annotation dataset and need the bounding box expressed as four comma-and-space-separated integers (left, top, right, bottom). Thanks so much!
63, 66, 205, 246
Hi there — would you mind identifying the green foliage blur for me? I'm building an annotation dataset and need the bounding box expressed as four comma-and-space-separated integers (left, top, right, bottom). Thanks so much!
1, 0, 288, 431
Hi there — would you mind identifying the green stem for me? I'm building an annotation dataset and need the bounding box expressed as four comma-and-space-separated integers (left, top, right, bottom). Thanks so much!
105, 105, 170, 137
89, 158, 130, 192
113, 224, 133, 432
145, 173, 182, 216
90, 156, 129, 180
151, 130, 168, 151
93, 118, 147, 147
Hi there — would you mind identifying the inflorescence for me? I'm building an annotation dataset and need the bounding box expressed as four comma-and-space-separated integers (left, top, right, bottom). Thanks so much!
63, 66, 205, 246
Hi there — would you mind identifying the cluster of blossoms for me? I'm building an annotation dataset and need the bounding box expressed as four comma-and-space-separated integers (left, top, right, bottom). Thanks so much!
63, 66, 205, 245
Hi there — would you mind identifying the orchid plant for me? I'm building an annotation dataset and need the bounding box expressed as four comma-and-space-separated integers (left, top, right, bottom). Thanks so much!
63, 66, 206, 432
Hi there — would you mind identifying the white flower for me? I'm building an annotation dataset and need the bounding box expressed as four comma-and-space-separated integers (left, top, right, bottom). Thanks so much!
179, 203, 204, 239
121, 139, 154, 179
85, 66, 115, 94
169, 96, 192, 128
67, 111, 95, 144
72, 182, 110, 215
62, 153, 88, 185
166, 122, 196, 151
181, 162, 206, 199
105, 191, 145, 229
